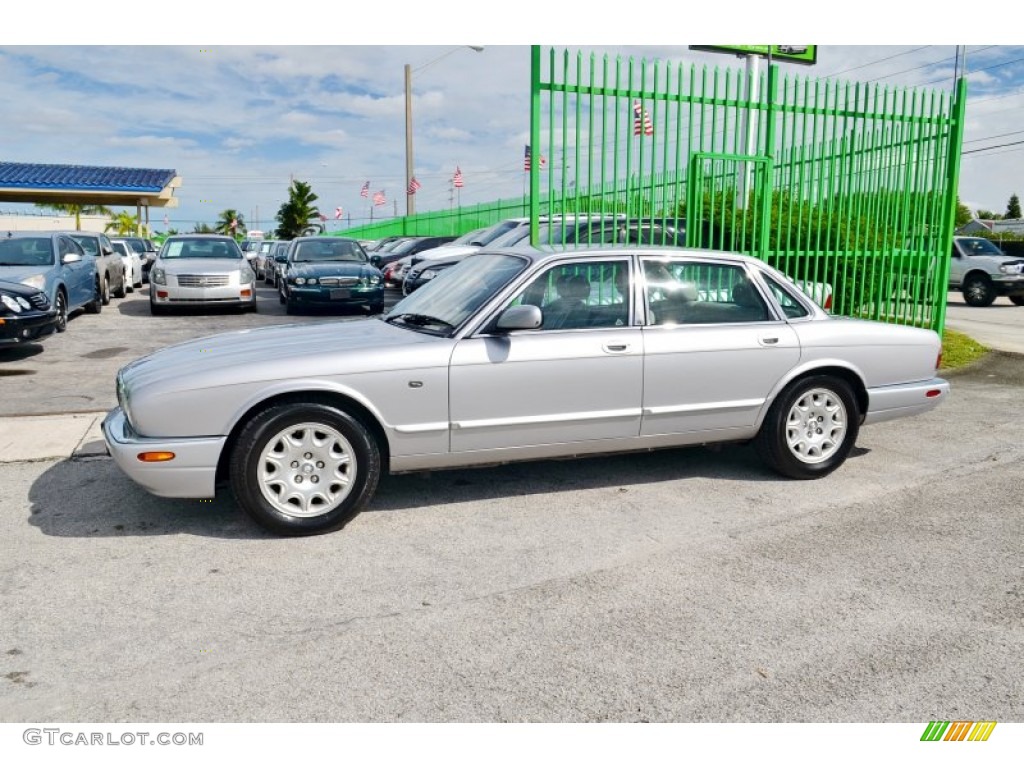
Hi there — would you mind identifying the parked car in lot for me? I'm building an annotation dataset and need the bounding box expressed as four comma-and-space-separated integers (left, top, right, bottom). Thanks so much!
110, 239, 143, 292
120, 236, 158, 282
149, 235, 257, 315
949, 236, 1024, 307
277, 236, 384, 315
103, 244, 949, 537
265, 241, 291, 286
0, 231, 101, 331
69, 231, 127, 304
0, 277, 60, 346
253, 239, 278, 280
367, 235, 458, 269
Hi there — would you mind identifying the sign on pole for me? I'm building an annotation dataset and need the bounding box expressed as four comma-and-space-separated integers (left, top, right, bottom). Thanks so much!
690, 45, 817, 66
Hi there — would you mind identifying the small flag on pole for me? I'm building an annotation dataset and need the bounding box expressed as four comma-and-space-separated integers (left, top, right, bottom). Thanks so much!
360, 181, 370, 198
373, 190, 386, 206
453, 166, 464, 188
633, 102, 654, 136
318, 213, 328, 222
334, 206, 344, 219
407, 177, 422, 195
229, 218, 237, 231
524, 145, 546, 171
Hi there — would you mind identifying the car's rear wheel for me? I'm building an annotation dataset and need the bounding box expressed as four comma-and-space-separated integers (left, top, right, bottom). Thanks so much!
1010, 295, 1024, 306
85, 280, 103, 314
229, 402, 381, 536
54, 290, 68, 332
755, 375, 859, 480
963, 274, 996, 307
99, 274, 111, 306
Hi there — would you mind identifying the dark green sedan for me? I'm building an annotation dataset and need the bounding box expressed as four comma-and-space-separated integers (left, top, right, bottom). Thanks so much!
278, 237, 385, 315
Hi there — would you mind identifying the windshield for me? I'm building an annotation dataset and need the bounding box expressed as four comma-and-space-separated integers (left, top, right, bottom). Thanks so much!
112, 242, 129, 257
958, 238, 1005, 256
0, 237, 54, 266
386, 252, 529, 334
123, 238, 146, 254
161, 238, 242, 259
69, 235, 100, 256
291, 239, 367, 263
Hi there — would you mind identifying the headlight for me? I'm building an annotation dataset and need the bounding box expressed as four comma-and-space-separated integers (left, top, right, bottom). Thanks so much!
152, 267, 167, 285
363, 275, 382, 286
116, 371, 134, 428
999, 262, 1023, 274
1, 294, 23, 313
420, 270, 438, 281
240, 266, 255, 284
19, 274, 45, 291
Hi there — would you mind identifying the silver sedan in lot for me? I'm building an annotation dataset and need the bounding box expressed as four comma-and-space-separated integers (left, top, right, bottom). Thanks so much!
148, 234, 257, 315
104, 245, 949, 536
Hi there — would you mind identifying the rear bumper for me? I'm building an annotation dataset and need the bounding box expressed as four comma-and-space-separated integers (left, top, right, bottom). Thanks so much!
102, 407, 226, 498
863, 377, 950, 425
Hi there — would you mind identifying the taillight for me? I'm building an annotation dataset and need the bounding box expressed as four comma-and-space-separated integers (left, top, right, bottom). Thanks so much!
936, 352, 942, 370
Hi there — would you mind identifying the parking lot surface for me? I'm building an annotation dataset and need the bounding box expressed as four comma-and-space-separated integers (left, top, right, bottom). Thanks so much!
1, 298, 1022, 720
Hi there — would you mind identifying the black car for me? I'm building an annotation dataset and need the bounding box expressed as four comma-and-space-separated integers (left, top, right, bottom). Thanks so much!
367, 235, 458, 269
278, 237, 385, 315
0, 278, 60, 346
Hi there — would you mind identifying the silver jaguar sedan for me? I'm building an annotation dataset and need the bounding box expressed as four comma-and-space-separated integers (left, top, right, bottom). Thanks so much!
149, 234, 257, 315
104, 245, 949, 536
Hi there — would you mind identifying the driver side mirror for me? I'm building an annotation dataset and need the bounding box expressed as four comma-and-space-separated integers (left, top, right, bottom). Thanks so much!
61, 252, 82, 264
495, 304, 542, 332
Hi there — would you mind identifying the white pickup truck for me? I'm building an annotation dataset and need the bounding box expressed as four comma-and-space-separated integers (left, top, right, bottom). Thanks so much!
949, 236, 1024, 307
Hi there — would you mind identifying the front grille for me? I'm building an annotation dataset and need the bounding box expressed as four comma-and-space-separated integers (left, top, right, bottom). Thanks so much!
318, 277, 360, 287
29, 292, 50, 310
176, 274, 231, 287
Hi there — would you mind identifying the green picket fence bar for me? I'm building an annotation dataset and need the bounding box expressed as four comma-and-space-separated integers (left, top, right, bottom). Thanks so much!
528, 46, 967, 331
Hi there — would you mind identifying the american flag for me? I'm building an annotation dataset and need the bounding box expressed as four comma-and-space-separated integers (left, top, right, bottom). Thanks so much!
229, 218, 237, 231
453, 166, 464, 188
633, 102, 654, 136
334, 206, 343, 220
360, 181, 370, 198
372, 190, 386, 207
407, 177, 422, 195
523, 145, 546, 171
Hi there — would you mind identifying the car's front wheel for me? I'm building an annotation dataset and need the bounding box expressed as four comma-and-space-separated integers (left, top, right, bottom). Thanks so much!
229, 402, 381, 536
963, 274, 996, 307
54, 290, 68, 332
1010, 295, 1024, 306
754, 375, 860, 480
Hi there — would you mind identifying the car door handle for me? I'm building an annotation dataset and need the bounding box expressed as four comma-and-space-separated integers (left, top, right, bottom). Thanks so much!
602, 343, 631, 354
759, 336, 779, 345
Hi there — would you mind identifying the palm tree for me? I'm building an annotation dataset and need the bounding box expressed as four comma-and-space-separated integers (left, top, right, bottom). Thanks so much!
35, 202, 113, 230
215, 209, 246, 238
275, 180, 321, 240
192, 223, 215, 234
104, 211, 140, 236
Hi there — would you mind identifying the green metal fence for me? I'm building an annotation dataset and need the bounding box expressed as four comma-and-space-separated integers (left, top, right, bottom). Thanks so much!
528, 46, 968, 331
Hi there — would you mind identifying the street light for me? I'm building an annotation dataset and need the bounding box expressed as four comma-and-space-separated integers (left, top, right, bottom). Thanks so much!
405, 46, 484, 217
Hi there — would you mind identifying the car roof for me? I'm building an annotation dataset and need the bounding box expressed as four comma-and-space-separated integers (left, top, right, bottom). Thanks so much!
480, 244, 766, 269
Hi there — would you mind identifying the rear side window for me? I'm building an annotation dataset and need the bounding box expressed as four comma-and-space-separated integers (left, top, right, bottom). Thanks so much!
763, 276, 811, 319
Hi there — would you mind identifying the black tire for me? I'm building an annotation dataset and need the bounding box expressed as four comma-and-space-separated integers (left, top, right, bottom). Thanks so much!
85, 280, 103, 314
754, 375, 860, 480
54, 290, 68, 332
278, 288, 286, 305
1010, 295, 1024, 306
229, 402, 381, 536
369, 301, 384, 314
285, 301, 296, 315
113, 269, 127, 298
149, 300, 166, 316
962, 274, 996, 307
99, 274, 111, 306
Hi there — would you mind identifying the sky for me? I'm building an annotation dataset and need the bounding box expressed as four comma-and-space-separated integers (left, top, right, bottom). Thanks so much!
3, 7, 1024, 235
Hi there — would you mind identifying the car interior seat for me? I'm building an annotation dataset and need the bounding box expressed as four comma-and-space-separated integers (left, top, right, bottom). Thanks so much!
543, 273, 591, 329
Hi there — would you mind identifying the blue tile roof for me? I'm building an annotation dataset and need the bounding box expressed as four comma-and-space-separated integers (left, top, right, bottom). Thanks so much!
0, 162, 176, 193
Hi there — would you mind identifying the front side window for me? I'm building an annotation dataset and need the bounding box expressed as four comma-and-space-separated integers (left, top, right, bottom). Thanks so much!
507, 260, 630, 331
763, 275, 811, 318
643, 259, 770, 325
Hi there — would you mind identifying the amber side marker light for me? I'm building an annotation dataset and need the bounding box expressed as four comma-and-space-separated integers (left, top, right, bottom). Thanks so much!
137, 451, 175, 462
240, 289, 252, 297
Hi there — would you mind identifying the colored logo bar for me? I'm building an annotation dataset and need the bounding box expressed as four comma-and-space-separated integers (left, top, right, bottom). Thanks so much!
921, 721, 997, 741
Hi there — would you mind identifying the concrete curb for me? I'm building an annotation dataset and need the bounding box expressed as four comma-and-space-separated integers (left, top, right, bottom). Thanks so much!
0, 411, 109, 463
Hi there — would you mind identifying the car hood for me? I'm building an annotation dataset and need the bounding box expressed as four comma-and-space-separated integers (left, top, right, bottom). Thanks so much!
158, 258, 246, 274
120, 317, 439, 396
0, 277, 44, 297
0, 265, 51, 284
286, 262, 379, 280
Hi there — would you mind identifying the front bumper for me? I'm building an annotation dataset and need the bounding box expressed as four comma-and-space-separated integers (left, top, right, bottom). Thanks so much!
287, 285, 383, 307
863, 377, 950, 425
0, 310, 59, 345
102, 407, 227, 498
150, 283, 256, 308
